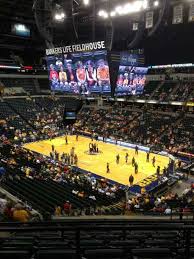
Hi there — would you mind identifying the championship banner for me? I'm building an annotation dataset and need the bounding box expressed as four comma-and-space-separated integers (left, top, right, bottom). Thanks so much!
172, 4, 183, 24
145, 11, 154, 29
188, 2, 194, 22
46, 41, 105, 56
132, 22, 139, 31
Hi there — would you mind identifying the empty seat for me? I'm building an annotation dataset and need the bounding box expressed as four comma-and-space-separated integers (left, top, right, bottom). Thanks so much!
0, 250, 30, 259
132, 248, 172, 258
37, 249, 77, 259
84, 248, 127, 259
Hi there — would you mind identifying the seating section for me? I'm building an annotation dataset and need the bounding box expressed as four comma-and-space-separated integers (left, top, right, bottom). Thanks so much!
142, 81, 160, 99
0, 101, 28, 130
171, 82, 194, 101
76, 107, 141, 140
152, 81, 177, 101
1, 78, 36, 93
1, 177, 122, 215
0, 221, 193, 259
162, 114, 194, 154
128, 112, 178, 145
76, 107, 178, 147
6, 98, 45, 129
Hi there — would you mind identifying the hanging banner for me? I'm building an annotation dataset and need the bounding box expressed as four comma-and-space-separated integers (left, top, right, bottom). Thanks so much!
172, 4, 183, 24
189, 2, 194, 22
145, 11, 154, 29
132, 22, 139, 31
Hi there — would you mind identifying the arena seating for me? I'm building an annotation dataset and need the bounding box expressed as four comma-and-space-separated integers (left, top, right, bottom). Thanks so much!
0, 220, 193, 258
162, 114, 194, 154
152, 81, 177, 101
1, 177, 122, 215
76, 107, 179, 147
142, 80, 161, 99
6, 98, 44, 128
171, 82, 193, 102
1, 78, 36, 94
0, 100, 28, 130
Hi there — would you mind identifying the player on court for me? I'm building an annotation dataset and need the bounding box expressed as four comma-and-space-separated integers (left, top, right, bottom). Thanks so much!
146, 152, 150, 162
129, 174, 134, 186
74, 154, 78, 166
156, 166, 160, 176
65, 135, 68, 145
125, 153, 129, 163
152, 156, 156, 167
134, 162, 138, 174
135, 145, 138, 155
116, 154, 120, 164
106, 163, 110, 173
76, 134, 79, 141
132, 157, 135, 167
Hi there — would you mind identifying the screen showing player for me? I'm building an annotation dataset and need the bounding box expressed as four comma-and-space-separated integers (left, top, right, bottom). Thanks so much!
46, 50, 111, 95
115, 66, 148, 96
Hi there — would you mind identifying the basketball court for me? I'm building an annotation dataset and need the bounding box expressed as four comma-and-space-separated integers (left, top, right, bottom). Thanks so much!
24, 135, 169, 186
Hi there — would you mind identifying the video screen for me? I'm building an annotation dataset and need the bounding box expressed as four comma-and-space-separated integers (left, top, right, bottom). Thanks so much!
12, 24, 30, 37
115, 66, 148, 96
65, 112, 76, 120
46, 50, 111, 95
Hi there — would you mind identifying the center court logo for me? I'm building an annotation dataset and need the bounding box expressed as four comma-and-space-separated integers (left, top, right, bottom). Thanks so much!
84, 150, 103, 155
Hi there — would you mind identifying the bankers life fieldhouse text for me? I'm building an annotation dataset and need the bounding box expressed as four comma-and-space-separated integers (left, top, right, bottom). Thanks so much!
46, 41, 106, 56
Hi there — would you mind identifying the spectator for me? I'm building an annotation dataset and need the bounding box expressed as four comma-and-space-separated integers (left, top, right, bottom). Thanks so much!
0, 194, 8, 214
54, 205, 62, 217
12, 203, 30, 223
63, 201, 72, 216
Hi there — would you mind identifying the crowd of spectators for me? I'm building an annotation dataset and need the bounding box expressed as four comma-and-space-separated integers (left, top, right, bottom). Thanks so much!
75, 106, 193, 154
125, 186, 194, 216
0, 193, 33, 222
0, 142, 124, 219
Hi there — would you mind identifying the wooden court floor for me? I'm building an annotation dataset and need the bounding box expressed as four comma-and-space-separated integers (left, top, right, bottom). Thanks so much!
24, 135, 170, 186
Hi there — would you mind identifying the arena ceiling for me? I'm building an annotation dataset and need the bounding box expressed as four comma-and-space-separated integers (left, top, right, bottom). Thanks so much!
0, 0, 194, 65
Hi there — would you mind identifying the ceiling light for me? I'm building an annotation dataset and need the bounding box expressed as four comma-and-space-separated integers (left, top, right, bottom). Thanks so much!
98, 10, 109, 18
98, 10, 105, 17
142, 0, 148, 9
154, 1, 159, 7
54, 12, 65, 21
103, 12, 109, 18
110, 11, 116, 17
83, 0, 89, 5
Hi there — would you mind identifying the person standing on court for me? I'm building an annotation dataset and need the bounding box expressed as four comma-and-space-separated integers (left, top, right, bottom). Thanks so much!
125, 153, 129, 164
129, 174, 134, 186
134, 162, 138, 174
65, 135, 68, 145
106, 163, 110, 173
152, 156, 156, 167
132, 157, 135, 167
146, 152, 150, 162
116, 154, 120, 164
156, 166, 160, 176
135, 145, 138, 155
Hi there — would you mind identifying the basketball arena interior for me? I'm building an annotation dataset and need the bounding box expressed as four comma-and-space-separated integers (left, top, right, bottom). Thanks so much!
0, 0, 194, 258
